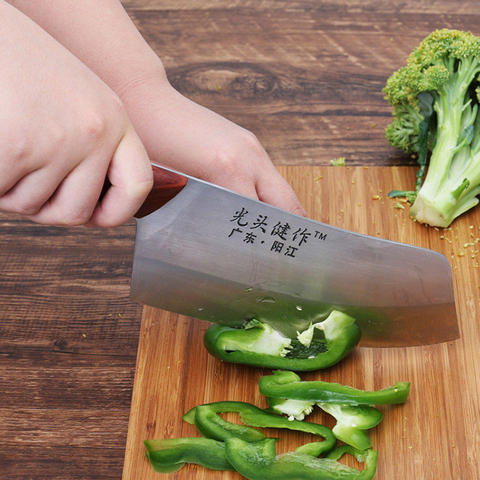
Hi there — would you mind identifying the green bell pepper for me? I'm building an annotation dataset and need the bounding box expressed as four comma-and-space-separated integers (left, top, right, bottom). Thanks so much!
203, 310, 361, 371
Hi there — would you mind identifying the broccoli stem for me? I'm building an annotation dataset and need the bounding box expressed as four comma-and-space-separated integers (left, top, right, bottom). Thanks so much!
410, 58, 480, 227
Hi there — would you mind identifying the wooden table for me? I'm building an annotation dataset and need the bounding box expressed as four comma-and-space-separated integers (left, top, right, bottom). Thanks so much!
1, 1, 479, 478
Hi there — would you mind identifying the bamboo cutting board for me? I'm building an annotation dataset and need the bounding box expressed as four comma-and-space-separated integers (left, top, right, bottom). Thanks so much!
123, 166, 480, 480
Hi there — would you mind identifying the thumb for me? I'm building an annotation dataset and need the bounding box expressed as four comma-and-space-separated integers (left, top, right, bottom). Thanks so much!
87, 126, 153, 227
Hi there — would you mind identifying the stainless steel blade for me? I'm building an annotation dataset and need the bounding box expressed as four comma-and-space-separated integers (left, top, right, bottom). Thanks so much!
131, 170, 459, 347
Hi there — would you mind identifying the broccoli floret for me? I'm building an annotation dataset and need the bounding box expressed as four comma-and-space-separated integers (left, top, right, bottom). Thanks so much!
384, 29, 480, 227
330, 157, 346, 166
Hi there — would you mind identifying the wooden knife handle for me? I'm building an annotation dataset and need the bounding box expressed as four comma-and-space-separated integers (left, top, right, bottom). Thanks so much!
134, 164, 188, 218
100, 164, 188, 220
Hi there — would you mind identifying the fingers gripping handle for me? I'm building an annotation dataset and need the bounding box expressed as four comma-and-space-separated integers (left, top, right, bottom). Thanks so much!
134, 164, 188, 218
100, 164, 188, 220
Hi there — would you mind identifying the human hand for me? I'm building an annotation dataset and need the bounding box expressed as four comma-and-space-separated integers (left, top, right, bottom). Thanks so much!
6, 0, 305, 218
0, 2, 153, 227
120, 82, 307, 217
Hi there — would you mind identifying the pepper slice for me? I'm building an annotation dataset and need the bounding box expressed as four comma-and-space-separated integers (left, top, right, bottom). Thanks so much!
184, 403, 267, 443
144, 437, 233, 473
145, 400, 379, 478
203, 310, 361, 371
225, 437, 378, 480
183, 401, 336, 457
317, 404, 383, 450
261, 370, 411, 405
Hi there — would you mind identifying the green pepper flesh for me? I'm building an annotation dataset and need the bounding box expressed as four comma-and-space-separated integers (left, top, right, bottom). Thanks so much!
203, 310, 361, 371
261, 370, 411, 405
225, 437, 378, 480
144, 437, 234, 473
183, 401, 336, 457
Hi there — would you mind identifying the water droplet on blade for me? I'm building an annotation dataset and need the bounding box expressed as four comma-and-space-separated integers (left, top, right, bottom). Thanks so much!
260, 296, 276, 304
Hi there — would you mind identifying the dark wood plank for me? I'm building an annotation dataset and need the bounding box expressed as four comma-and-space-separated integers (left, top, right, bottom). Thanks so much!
127, 5, 480, 165
0, 214, 141, 478
0, 217, 140, 355
2, 446, 127, 480
123, 0, 480, 14
0, 351, 136, 410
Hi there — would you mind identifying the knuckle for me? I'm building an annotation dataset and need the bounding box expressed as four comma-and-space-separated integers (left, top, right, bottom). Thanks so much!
241, 129, 263, 150
238, 129, 267, 159
11, 198, 42, 217
59, 205, 94, 226
50, 122, 68, 148
291, 204, 308, 217
81, 95, 127, 146
53, 201, 95, 227
214, 130, 266, 168
82, 109, 109, 145
204, 130, 268, 185
1, 127, 32, 166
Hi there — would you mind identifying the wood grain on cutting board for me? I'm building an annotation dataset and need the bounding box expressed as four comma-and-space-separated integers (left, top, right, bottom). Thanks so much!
123, 166, 480, 479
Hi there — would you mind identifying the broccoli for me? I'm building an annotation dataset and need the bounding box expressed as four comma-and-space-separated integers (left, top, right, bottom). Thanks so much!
384, 29, 480, 227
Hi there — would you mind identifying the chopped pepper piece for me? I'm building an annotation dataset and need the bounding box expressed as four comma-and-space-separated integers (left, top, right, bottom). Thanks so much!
203, 310, 361, 371
183, 401, 336, 457
225, 437, 378, 480
261, 370, 411, 405
144, 437, 233, 473
183, 403, 267, 443
317, 404, 383, 450
145, 400, 379, 478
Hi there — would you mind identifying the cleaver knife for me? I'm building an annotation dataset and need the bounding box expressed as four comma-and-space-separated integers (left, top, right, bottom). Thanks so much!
130, 164, 459, 347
